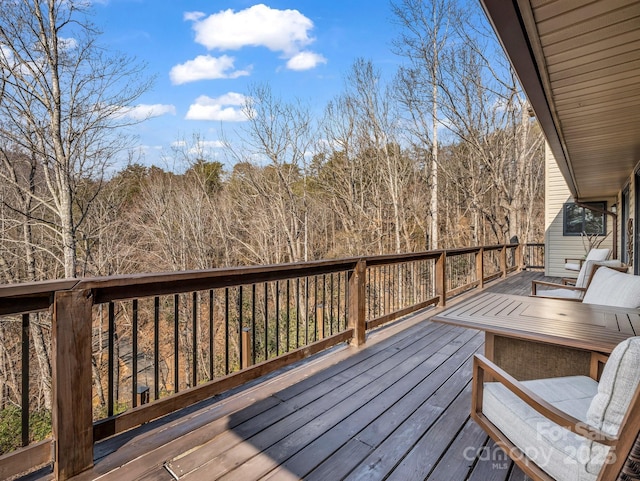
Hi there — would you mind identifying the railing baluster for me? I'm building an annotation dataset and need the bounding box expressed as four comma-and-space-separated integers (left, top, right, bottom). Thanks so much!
132, 300, 138, 408
21, 313, 29, 447
330, 273, 334, 335
286, 279, 290, 352
264, 282, 268, 361
305, 277, 309, 345
377, 266, 381, 318
337, 273, 342, 331
437, 252, 447, 307
371, 267, 375, 319
314, 276, 319, 341
392, 264, 396, 312
209, 290, 214, 380
154, 296, 159, 400
275, 280, 280, 355
252, 284, 256, 365
366, 268, 370, 320
192, 292, 197, 387
108, 301, 114, 416
322, 274, 327, 337
225, 288, 230, 374
174, 294, 179, 393
296, 277, 301, 349
237, 286, 245, 369
238, 286, 243, 372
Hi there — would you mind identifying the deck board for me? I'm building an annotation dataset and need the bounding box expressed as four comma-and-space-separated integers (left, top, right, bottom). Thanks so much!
425, 418, 490, 480
173, 324, 464, 479
467, 438, 516, 481
53, 272, 556, 481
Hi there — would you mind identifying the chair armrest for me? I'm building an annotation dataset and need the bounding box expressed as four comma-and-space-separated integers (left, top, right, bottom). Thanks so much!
531, 280, 586, 296
472, 354, 617, 446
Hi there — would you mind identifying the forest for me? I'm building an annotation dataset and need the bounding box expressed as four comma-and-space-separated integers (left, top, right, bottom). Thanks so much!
0, 0, 544, 452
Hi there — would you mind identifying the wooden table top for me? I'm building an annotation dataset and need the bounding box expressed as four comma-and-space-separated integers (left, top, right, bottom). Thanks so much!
432, 293, 639, 353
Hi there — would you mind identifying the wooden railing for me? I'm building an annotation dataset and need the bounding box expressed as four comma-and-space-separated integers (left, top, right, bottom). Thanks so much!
523, 242, 545, 269
0, 243, 524, 480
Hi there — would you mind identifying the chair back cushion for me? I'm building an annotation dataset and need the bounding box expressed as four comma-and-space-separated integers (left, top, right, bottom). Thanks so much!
585, 248, 610, 262
582, 267, 640, 307
585, 337, 640, 473
575, 260, 622, 289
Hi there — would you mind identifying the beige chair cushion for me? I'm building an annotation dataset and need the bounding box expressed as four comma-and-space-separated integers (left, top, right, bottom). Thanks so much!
582, 267, 640, 308
586, 248, 610, 262
575, 260, 622, 289
483, 375, 599, 481
585, 337, 640, 473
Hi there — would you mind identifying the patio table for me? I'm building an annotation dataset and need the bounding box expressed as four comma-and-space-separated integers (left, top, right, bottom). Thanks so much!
432, 292, 639, 380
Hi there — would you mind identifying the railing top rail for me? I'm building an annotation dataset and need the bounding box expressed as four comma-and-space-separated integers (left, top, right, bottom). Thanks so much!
481, 243, 519, 252
362, 251, 442, 266
0, 242, 527, 311
0, 278, 79, 299
79, 257, 363, 303
0, 278, 79, 315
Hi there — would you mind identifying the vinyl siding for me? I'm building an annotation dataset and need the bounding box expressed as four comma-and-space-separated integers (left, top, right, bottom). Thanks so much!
545, 143, 616, 278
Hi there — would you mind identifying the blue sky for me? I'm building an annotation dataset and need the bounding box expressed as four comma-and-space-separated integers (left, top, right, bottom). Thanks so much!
93, 1, 405, 169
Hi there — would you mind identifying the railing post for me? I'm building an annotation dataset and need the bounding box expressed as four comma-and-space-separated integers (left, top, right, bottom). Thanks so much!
436, 252, 447, 307
500, 245, 507, 278
516, 243, 523, 271
241, 327, 251, 368
348, 260, 366, 346
476, 247, 484, 289
52, 289, 94, 480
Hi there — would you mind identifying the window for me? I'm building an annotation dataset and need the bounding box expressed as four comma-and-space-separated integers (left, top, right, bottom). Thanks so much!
563, 202, 607, 236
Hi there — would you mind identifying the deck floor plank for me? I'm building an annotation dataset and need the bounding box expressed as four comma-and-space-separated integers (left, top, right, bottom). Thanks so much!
467, 438, 520, 481
173, 324, 461, 479
424, 418, 492, 481
255, 329, 481, 480
344, 362, 476, 480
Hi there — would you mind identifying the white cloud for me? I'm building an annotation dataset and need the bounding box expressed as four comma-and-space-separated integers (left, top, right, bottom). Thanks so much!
172, 139, 225, 151
184, 11, 206, 22
286, 51, 327, 71
169, 54, 251, 85
185, 93, 248, 122
120, 104, 176, 120
188, 4, 314, 56
197, 140, 225, 149
59, 37, 78, 51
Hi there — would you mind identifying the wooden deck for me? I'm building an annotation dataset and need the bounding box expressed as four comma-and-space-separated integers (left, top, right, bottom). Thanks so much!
25, 272, 552, 481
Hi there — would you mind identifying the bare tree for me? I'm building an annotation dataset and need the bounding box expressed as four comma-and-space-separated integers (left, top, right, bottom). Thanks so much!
393, 1, 544, 245
225, 84, 315, 263
0, 0, 151, 278
392, 0, 462, 249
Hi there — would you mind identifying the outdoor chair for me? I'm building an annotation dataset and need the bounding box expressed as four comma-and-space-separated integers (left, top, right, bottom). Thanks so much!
471, 336, 640, 481
565, 248, 611, 272
531, 260, 626, 301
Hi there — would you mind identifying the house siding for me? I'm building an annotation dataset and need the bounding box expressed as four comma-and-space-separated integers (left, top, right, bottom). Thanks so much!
545, 143, 616, 278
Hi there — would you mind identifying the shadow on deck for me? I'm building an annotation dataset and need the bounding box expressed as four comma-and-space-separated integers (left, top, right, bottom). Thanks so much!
31, 271, 552, 481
